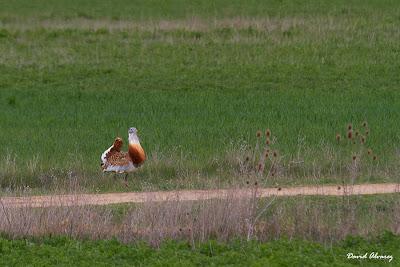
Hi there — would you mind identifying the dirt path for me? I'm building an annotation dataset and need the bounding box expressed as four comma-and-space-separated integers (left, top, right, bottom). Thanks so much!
1, 183, 399, 208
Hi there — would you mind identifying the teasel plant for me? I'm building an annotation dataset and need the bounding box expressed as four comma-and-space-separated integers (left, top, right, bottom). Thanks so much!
243, 128, 279, 241
243, 128, 281, 179
335, 120, 377, 185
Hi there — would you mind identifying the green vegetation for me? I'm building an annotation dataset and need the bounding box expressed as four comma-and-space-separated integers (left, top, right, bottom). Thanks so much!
1, 0, 400, 191
0, 233, 398, 266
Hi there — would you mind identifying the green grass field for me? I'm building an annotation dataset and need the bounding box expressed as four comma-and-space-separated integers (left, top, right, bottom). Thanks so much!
1, 2, 399, 265
0, 233, 398, 266
1, 0, 400, 191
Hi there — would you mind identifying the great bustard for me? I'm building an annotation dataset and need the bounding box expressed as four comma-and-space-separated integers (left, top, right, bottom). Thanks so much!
101, 127, 146, 185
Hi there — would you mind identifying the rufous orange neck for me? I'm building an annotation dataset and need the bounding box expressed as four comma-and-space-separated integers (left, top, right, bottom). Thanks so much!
128, 143, 146, 165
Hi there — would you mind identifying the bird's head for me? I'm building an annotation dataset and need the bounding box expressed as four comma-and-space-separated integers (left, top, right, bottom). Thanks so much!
128, 127, 138, 135
113, 137, 123, 151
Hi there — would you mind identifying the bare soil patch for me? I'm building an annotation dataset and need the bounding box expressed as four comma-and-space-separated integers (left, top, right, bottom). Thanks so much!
1, 183, 399, 208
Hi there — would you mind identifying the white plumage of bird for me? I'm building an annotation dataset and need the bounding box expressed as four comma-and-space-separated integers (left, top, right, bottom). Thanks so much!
100, 127, 146, 184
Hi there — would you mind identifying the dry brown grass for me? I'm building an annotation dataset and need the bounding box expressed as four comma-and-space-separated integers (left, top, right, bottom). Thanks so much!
0, 16, 326, 31
0, 186, 399, 247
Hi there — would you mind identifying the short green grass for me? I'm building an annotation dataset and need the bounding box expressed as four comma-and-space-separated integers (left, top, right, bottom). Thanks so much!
0, 233, 398, 266
2, 0, 399, 20
1, 0, 400, 190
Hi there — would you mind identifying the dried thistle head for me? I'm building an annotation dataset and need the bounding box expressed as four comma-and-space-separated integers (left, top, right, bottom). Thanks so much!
355, 131, 359, 137
348, 123, 353, 130
256, 130, 262, 138
360, 136, 366, 144
336, 133, 341, 142
365, 130, 369, 136
266, 129, 271, 138
266, 138, 270, 145
362, 121, 368, 128
347, 130, 353, 139
245, 156, 250, 162
367, 149, 372, 155
273, 150, 278, 158
265, 152, 269, 158
373, 155, 377, 161
352, 155, 357, 161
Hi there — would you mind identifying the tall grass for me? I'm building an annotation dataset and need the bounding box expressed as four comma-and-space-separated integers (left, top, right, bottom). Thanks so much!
0, 127, 398, 192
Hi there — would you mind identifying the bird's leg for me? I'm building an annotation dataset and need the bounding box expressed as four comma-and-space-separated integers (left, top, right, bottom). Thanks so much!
124, 173, 129, 187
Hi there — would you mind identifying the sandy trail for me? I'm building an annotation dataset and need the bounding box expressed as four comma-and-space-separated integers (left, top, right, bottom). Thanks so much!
0, 183, 399, 208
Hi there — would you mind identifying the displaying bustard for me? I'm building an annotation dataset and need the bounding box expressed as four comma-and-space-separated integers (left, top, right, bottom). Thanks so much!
101, 127, 146, 185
